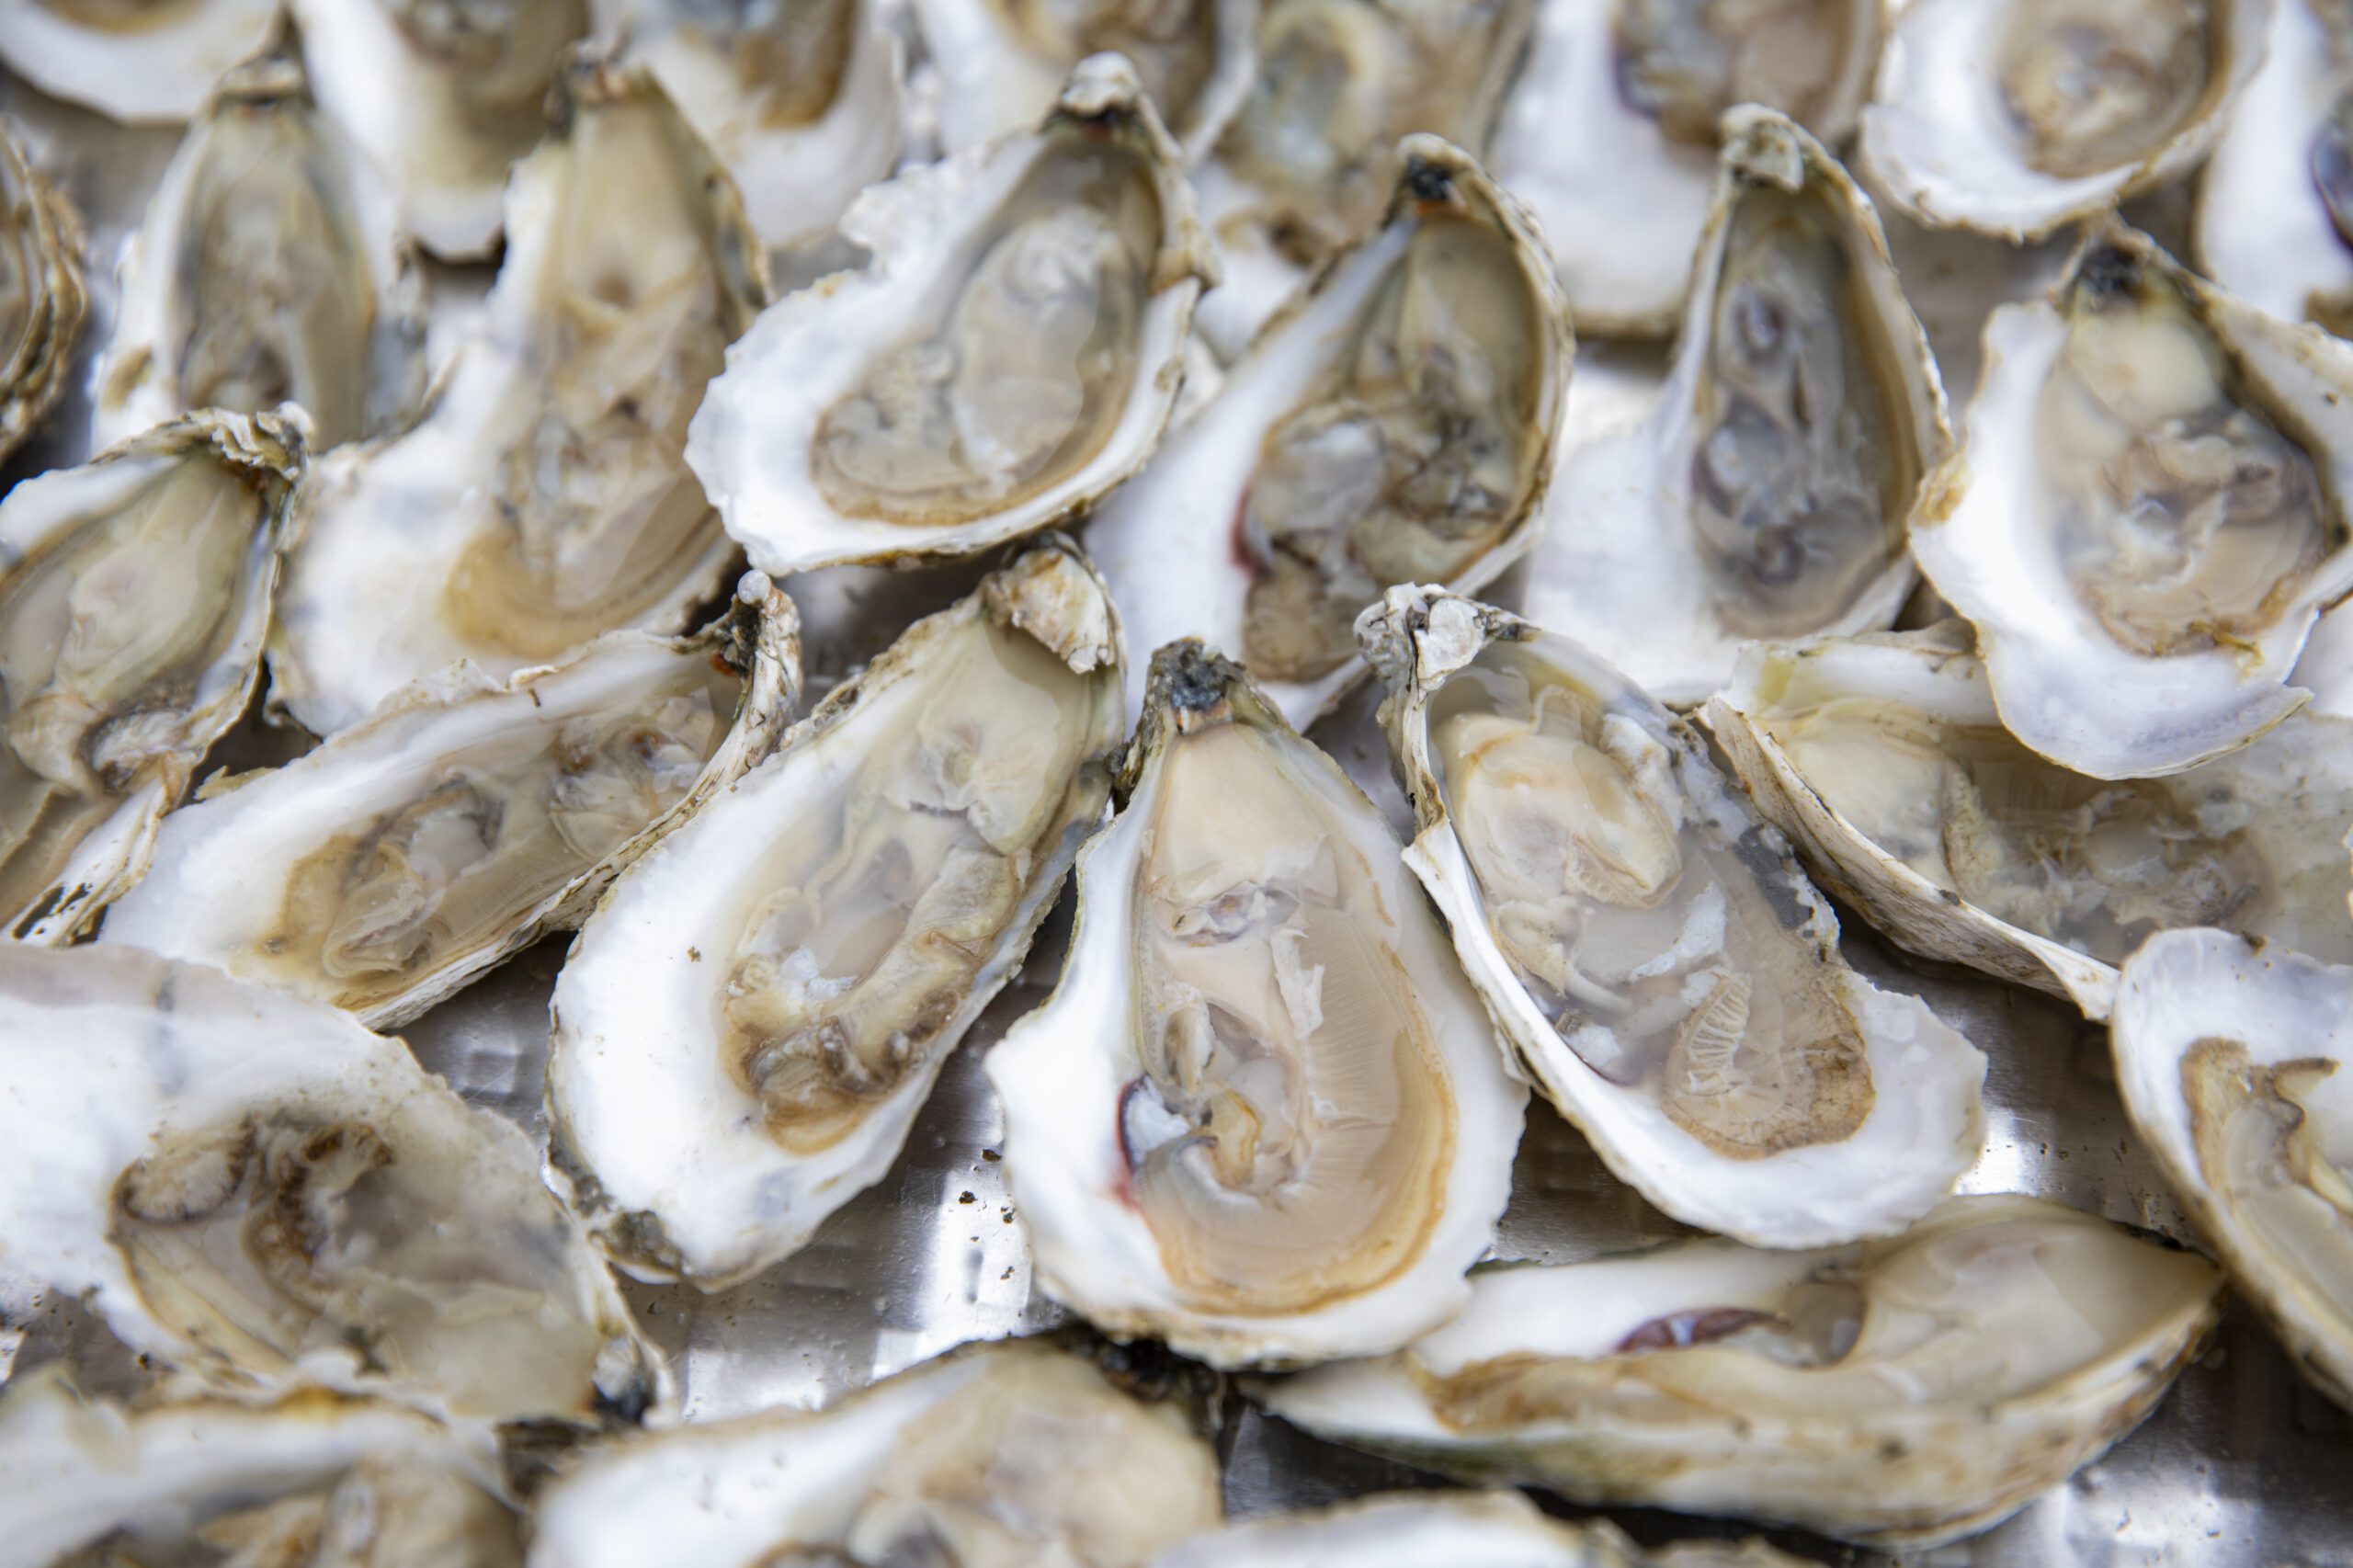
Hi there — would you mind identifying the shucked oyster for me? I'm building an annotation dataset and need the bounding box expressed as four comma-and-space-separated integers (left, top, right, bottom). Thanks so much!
1860, 0, 2268, 242
1525, 108, 1948, 706
1256, 1195, 2224, 1548
1492, 0, 1884, 335
2112, 929, 2353, 1413
1151, 1492, 1803, 1568
101, 576, 801, 1028
688, 56, 1212, 576
0, 0, 279, 123
1704, 624, 2353, 1021
91, 23, 426, 453
0, 1374, 522, 1568
290, 0, 591, 258
1190, 0, 1533, 357
1361, 590, 1985, 1246
988, 643, 1527, 1369
0, 411, 301, 945
0, 119, 86, 467
0, 944, 668, 1435
1910, 222, 2353, 779
592, 0, 904, 254
269, 57, 767, 738
529, 1338, 1222, 1568
1090, 135, 1570, 731
548, 542, 1122, 1288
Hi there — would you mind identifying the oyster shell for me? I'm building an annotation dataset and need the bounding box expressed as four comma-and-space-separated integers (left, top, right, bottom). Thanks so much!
1524, 108, 1948, 705
1909, 221, 2353, 779
987, 642, 1527, 1369
1704, 624, 2353, 1021
687, 55, 1212, 576
0, 1374, 521, 1568
0, 944, 669, 1435
0, 117, 86, 466
1491, 0, 1884, 335
1361, 589, 1985, 1245
0, 410, 300, 945
1089, 134, 1571, 731
1256, 1194, 2224, 1548
100, 575, 801, 1028
547, 541, 1121, 1288
592, 0, 904, 255
268, 57, 767, 738
915, 0, 1257, 161
290, 0, 592, 258
2111, 929, 2353, 1413
1189, 0, 1533, 358
1148, 1492, 1809, 1568
90, 23, 427, 453
529, 1338, 1222, 1568
0, 0, 279, 124
1859, 0, 2268, 242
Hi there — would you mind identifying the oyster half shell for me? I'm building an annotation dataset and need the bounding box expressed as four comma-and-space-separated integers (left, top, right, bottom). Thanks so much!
1256, 1195, 2223, 1548
1525, 108, 1948, 706
1090, 134, 1571, 732
101, 575, 801, 1029
1361, 589, 1985, 1246
1149, 1492, 1806, 1568
0, 118, 86, 467
2111, 929, 2353, 1413
547, 541, 1122, 1289
987, 642, 1528, 1369
688, 55, 1213, 576
0, 0, 280, 124
268, 57, 767, 738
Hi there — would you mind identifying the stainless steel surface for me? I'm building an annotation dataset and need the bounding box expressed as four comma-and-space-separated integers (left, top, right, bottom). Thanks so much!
4, 59, 2350, 1568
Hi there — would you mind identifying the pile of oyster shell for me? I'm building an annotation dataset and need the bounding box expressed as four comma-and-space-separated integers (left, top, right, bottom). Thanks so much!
1, 0, 2350, 1562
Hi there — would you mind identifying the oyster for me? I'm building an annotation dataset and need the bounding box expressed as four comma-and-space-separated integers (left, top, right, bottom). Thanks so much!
1491, 0, 1884, 335
687, 56, 1212, 576
0, 944, 668, 1434
90, 24, 426, 453
1189, 0, 1533, 357
0, 1374, 522, 1568
529, 1338, 1222, 1568
915, 0, 1257, 161
1148, 1492, 1809, 1568
1909, 221, 2353, 779
547, 542, 1121, 1288
101, 575, 801, 1028
0, 411, 300, 945
1859, 0, 2268, 242
1360, 590, 1985, 1246
1704, 624, 2353, 1021
987, 643, 1527, 1369
1524, 108, 1948, 705
1089, 135, 1570, 731
1256, 1195, 2224, 1548
0, 0, 279, 123
290, 0, 591, 258
592, 0, 904, 254
0, 118, 86, 466
2111, 929, 2353, 1412
268, 57, 767, 738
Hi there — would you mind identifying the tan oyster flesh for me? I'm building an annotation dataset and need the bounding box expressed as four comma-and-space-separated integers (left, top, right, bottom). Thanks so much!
1613, 0, 1860, 146
1991, 0, 2216, 181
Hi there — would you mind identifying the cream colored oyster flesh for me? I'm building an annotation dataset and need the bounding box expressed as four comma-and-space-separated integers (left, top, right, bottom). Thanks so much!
0, 117, 86, 467
0, 0, 281, 123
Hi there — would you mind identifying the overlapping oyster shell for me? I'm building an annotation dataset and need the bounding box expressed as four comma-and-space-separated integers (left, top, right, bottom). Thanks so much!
0, 117, 85, 467
0, 0, 279, 124
1150, 1493, 1812, 1568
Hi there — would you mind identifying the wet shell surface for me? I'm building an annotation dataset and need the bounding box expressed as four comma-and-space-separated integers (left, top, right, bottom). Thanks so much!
0, 116, 86, 466
1147, 1491, 1807, 1568
0, 0, 280, 124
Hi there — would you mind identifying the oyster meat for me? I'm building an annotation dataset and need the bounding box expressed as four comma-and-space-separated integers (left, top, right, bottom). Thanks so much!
687, 56, 1212, 576
547, 542, 1122, 1288
101, 575, 801, 1028
1256, 1195, 2224, 1547
0, 411, 300, 945
529, 1338, 1221, 1568
1090, 135, 1570, 731
0, 945, 669, 1434
987, 643, 1528, 1369
268, 58, 767, 737
1910, 221, 2353, 779
91, 23, 426, 453
1525, 108, 1948, 706
1362, 590, 1985, 1245
1149, 1492, 1810, 1568
0, 0, 280, 123
2112, 929, 2353, 1412
0, 117, 86, 466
